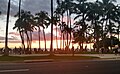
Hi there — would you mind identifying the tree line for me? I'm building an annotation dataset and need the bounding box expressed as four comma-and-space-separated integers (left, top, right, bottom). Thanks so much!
55, 0, 120, 52
1, 0, 120, 55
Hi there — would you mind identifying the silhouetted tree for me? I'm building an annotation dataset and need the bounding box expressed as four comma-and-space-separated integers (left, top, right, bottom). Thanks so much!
56, 0, 76, 49
73, 0, 89, 50
97, 0, 119, 50
85, 1, 103, 51
50, 0, 54, 55
53, 11, 61, 50
18, 0, 25, 51
14, 10, 35, 53
93, 36, 120, 52
35, 11, 50, 51
4, 0, 11, 56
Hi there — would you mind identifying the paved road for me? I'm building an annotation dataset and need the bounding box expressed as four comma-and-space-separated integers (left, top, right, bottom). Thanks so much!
0, 60, 120, 74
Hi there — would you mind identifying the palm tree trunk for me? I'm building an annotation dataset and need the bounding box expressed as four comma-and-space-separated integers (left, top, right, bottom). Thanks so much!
60, 30, 62, 49
56, 25, 58, 49
63, 33, 65, 50
69, 15, 72, 46
81, 0, 85, 51
30, 31, 32, 53
4, 0, 11, 56
18, 0, 21, 18
25, 31, 30, 54
60, 14, 63, 50
101, 16, 105, 50
109, 19, 112, 51
43, 29, 47, 51
66, 10, 69, 48
50, 0, 53, 55
118, 26, 120, 41
19, 31, 25, 52
18, 0, 25, 52
38, 27, 41, 50
22, 32, 25, 52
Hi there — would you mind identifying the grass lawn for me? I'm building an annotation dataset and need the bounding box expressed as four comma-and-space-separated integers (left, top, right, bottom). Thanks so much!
0, 55, 99, 62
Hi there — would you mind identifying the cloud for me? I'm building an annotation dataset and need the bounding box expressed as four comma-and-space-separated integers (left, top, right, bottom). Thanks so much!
1, 0, 120, 16
27, 30, 60, 41
9, 32, 20, 36
22, 0, 51, 14
8, 40, 21, 43
0, 0, 7, 15
0, 36, 6, 40
0, 0, 50, 15
0, 35, 20, 43
0, 36, 16, 40
0, 0, 18, 16
0, 0, 57, 16
8, 30, 60, 42
8, 26, 73, 43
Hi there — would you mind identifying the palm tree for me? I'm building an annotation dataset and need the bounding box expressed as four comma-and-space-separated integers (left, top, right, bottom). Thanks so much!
13, 0, 25, 53
56, 0, 75, 49
50, 0, 54, 55
87, 0, 120, 51
114, 4, 120, 42
4, 0, 11, 56
34, 14, 42, 50
86, 1, 103, 51
53, 11, 60, 50
56, 0, 64, 50
97, 0, 118, 50
73, 0, 89, 50
14, 10, 35, 54
64, 0, 74, 49
35, 11, 50, 51
56, 0, 72, 51
61, 22, 73, 49
18, 0, 21, 18
117, 24, 120, 41
18, 0, 25, 51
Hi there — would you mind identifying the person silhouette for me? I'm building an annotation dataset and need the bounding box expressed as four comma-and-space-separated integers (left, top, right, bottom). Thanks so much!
72, 46, 74, 56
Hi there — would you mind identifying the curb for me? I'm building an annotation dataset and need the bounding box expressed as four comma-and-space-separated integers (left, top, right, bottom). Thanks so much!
24, 59, 54, 63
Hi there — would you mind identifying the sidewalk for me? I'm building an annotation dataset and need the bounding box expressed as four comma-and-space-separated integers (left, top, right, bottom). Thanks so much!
55, 54, 120, 60
1, 54, 120, 60
77, 54, 120, 59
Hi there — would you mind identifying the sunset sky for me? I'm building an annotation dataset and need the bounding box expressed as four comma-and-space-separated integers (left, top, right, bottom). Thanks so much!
0, 0, 120, 49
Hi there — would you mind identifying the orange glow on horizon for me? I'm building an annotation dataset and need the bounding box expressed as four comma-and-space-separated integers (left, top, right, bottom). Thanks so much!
0, 40, 94, 49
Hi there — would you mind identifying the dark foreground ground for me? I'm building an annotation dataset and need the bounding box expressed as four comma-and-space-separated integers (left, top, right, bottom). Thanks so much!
0, 60, 120, 74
